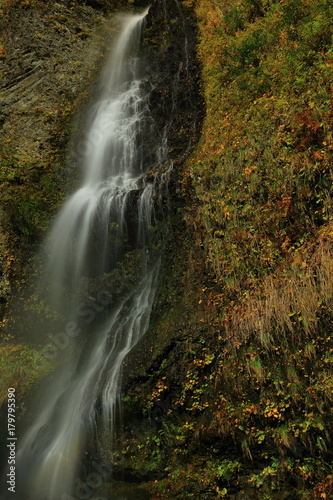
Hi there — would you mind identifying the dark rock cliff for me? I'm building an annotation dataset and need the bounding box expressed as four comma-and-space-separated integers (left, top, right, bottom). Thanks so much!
0, 1, 113, 319
145, 0, 203, 161
120, 0, 204, 381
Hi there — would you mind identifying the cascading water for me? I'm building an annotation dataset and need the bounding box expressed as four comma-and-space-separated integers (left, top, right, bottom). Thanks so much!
8, 8, 170, 499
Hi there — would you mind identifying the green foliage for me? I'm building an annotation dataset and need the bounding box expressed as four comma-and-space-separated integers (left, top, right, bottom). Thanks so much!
124, 0, 333, 497
0, 339, 52, 405
187, 0, 333, 297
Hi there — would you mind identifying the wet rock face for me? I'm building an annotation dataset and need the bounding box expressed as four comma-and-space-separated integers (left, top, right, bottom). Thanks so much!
143, 0, 204, 167
116, 0, 204, 388
115, 0, 204, 430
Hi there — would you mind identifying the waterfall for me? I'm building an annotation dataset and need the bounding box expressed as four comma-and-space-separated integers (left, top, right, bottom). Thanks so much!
10, 8, 169, 499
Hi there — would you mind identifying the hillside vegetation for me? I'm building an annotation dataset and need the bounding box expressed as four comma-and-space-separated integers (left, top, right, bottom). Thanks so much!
119, 0, 333, 498
187, 0, 333, 496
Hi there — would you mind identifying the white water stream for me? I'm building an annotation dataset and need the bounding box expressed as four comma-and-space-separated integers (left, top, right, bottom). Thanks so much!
11, 8, 168, 499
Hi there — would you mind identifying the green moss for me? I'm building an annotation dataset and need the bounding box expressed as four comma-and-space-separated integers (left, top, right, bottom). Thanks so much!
0, 338, 53, 406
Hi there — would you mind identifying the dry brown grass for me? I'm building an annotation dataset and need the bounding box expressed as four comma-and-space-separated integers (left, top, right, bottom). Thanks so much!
223, 242, 333, 346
